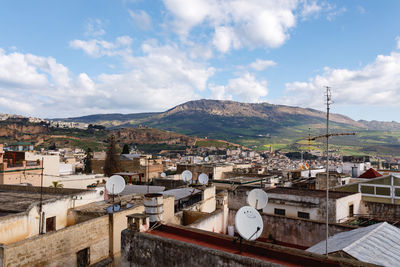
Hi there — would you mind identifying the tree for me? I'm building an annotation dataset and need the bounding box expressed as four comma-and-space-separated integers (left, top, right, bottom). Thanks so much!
83, 147, 93, 174
50, 181, 63, 188
103, 135, 121, 177
122, 144, 130, 154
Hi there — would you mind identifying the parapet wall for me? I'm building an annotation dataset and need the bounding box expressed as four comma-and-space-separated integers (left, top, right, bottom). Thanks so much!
228, 209, 357, 248
120, 229, 281, 267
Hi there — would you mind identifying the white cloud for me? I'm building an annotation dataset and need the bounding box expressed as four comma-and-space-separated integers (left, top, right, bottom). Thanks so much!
128, 10, 152, 30
250, 59, 276, 71
300, 0, 322, 19
84, 18, 106, 37
357, 5, 366, 15
69, 36, 133, 58
281, 51, 400, 108
396, 36, 400, 50
163, 0, 336, 52
210, 73, 268, 102
0, 42, 215, 117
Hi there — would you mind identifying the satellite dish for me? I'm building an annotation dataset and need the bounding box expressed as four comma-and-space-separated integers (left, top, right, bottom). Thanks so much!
337, 167, 343, 174
106, 175, 126, 195
247, 189, 268, 210
204, 156, 209, 162
235, 206, 263, 241
198, 173, 209, 185
161, 172, 166, 178
181, 170, 192, 182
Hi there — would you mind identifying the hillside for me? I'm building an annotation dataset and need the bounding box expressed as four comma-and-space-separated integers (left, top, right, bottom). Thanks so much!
0, 120, 205, 153
60, 99, 400, 156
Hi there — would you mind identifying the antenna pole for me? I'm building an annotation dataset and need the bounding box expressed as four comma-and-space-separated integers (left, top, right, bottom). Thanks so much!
39, 157, 44, 235
325, 86, 331, 256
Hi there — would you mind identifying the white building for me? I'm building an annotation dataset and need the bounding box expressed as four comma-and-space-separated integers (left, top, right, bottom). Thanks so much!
263, 187, 363, 223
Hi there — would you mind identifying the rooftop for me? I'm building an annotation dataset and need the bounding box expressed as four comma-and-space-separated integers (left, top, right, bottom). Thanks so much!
307, 222, 400, 266
144, 224, 373, 267
0, 185, 88, 216
266, 187, 355, 199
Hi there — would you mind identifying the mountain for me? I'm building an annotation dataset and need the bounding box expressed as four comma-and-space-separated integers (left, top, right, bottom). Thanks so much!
58, 99, 400, 156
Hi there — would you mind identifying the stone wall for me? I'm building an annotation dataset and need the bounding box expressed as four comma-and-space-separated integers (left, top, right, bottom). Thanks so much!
228, 210, 357, 248
0, 216, 110, 267
364, 201, 400, 220
120, 230, 281, 267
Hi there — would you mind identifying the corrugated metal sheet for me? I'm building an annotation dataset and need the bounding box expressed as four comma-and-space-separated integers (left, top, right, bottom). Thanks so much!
306, 222, 400, 266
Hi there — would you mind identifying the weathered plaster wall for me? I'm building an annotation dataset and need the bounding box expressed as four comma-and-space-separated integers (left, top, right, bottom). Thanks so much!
1, 216, 110, 267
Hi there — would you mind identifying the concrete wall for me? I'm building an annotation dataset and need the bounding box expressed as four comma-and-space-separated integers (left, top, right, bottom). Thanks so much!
0, 190, 101, 245
187, 209, 225, 234
0, 216, 110, 267
335, 193, 363, 222
228, 210, 357, 248
25, 152, 60, 186
109, 205, 144, 259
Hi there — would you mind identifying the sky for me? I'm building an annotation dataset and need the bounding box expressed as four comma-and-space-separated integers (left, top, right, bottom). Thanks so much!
0, 0, 400, 121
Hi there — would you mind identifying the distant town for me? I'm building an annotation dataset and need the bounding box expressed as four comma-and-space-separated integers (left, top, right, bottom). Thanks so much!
1, 108, 399, 266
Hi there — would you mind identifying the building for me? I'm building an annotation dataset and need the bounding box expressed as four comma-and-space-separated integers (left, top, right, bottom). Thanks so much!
176, 163, 234, 181
315, 172, 351, 190
262, 187, 363, 223
307, 222, 400, 267
0, 145, 43, 186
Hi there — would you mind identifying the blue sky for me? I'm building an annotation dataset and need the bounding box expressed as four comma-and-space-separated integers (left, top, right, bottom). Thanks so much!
0, 0, 399, 121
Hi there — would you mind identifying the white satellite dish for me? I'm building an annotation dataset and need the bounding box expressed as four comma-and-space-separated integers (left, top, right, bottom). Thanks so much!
161, 172, 166, 178
181, 170, 193, 182
337, 167, 343, 174
247, 189, 268, 210
204, 156, 209, 162
198, 173, 209, 185
235, 206, 263, 241
106, 175, 126, 195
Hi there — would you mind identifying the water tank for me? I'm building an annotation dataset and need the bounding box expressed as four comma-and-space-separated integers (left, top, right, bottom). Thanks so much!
351, 166, 358, 178
144, 193, 163, 223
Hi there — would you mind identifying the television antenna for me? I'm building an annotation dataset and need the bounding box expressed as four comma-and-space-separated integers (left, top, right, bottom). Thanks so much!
161, 172, 166, 178
337, 167, 343, 174
247, 189, 268, 210
198, 173, 209, 185
204, 156, 210, 162
235, 206, 263, 241
181, 170, 192, 183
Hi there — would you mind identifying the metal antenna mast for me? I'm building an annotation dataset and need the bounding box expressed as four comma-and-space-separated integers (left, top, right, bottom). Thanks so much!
325, 86, 332, 256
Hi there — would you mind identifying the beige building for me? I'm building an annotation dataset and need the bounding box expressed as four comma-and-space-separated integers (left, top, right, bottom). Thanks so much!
0, 145, 43, 186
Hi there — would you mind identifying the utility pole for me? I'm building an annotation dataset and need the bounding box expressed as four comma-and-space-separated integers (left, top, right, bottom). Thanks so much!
325, 86, 332, 256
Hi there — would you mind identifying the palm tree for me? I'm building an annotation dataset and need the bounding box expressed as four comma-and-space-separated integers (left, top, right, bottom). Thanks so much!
51, 181, 64, 188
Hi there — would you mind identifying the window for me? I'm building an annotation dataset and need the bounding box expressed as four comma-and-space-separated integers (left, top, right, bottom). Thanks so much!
298, 211, 310, 219
349, 204, 354, 217
77, 247, 90, 267
342, 180, 346, 185
274, 208, 285, 216
46, 216, 56, 232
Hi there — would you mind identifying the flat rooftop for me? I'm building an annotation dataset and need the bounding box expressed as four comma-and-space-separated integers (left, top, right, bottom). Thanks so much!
0, 185, 88, 216
212, 176, 265, 185
145, 224, 370, 267
266, 187, 355, 199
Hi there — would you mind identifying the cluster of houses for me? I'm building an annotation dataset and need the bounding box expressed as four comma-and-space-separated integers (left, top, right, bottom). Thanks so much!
1, 141, 399, 266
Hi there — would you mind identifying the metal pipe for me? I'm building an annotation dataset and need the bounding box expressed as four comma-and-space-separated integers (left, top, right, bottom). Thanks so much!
325, 86, 331, 256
